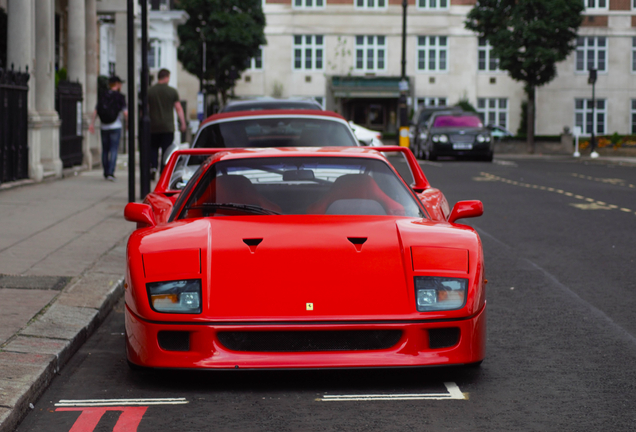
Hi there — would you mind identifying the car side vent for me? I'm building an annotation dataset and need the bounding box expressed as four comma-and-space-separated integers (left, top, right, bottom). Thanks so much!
243, 238, 263, 253
428, 328, 460, 349
347, 237, 367, 252
157, 331, 190, 351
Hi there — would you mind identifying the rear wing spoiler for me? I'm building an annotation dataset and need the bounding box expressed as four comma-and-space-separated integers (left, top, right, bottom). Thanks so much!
154, 146, 430, 194
368, 146, 430, 191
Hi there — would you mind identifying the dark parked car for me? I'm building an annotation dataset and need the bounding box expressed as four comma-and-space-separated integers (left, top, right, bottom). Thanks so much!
410, 106, 460, 159
419, 112, 493, 161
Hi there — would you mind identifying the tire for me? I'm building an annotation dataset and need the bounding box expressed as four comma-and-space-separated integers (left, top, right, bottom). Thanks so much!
465, 360, 483, 369
428, 151, 437, 161
483, 152, 494, 162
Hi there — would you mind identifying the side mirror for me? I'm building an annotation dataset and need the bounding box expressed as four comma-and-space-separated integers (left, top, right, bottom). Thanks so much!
448, 200, 483, 224
124, 203, 156, 228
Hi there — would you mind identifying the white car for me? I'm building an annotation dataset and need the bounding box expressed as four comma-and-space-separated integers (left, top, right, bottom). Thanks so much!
349, 121, 384, 147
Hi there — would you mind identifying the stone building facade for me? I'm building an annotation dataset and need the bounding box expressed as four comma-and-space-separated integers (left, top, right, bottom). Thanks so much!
234, 0, 636, 137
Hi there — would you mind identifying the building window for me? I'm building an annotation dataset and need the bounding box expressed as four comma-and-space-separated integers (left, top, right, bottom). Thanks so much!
632, 100, 636, 134
585, 0, 608, 10
293, 35, 324, 71
355, 35, 386, 72
417, 0, 449, 9
575, 98, 606, 135
478, 38, 499, 72
148, 40, 162, 69
417, 36, 448, 72
248, 47, 263, 70
417, 97, 447, 107
355, 0, 387, 9
293, 0, 325, 8
477, 98, 508, 128
576, 37, 607, 72
632, 37, 636, 72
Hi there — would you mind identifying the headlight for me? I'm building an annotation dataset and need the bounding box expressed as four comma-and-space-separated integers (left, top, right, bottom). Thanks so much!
147, 279, 202, 313
432, 134, 449, 143
476, 134, 491, 143
415, 277, 467, 311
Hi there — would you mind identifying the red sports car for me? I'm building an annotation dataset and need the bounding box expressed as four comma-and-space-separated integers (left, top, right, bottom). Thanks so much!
124, 147, 486, 369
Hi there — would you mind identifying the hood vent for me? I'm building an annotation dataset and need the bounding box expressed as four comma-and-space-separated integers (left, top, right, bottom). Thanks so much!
347, 237, 367, 252
243, 238, 263, 253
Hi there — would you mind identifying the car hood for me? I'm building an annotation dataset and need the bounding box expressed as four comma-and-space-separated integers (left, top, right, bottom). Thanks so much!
130, 216, 482, 321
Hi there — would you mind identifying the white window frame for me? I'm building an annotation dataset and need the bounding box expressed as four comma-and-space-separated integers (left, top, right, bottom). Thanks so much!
292, 0, 325, 9
248, 47, 263, 70
354, 0, 388, 10
417, 97, 447, 108
293, 35, 324, 71
355, 35, 387, 72
417, 0, 449, 10
575, 98, 607, 136
585, 0, 608, 11
148, 39, 162, 69
633, 0, 636, 10
575, 36, 607, 73
631, 100, 636, 134
478, 37, 500, 72
416, 36, 448, 73
477, 98, 509, 129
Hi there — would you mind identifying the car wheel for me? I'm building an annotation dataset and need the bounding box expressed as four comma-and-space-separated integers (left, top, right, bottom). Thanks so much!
428, 151, 437, 161
483, 152, 494, 162
465, 360, 483, 368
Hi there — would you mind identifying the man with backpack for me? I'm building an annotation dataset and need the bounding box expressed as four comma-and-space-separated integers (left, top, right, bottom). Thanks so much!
89, 76, 128, 181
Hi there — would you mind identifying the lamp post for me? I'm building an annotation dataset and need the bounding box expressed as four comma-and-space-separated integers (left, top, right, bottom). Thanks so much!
196, 20, 207, 121
127, 0, 135, 202
588, 68, 599, 158
398, 0, 409, 148
140, 0, 151, 196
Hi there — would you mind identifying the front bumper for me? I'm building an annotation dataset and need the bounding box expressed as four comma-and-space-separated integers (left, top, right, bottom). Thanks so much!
125, 303, 486, 369
431, 142, 492, 157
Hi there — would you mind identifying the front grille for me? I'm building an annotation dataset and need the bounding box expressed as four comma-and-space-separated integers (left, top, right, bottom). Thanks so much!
158, 331, 190, 351
450, 134, 475, 143
217, 330, 402, 352
428, 328, 460, 349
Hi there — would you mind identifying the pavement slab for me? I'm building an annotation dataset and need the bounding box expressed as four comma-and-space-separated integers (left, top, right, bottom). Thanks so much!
20, 304, 99, 341
0, 289, 58, 346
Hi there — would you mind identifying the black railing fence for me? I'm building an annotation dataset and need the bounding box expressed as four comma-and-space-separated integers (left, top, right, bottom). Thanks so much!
0, 65, 29, 184
56, 81, 84, 168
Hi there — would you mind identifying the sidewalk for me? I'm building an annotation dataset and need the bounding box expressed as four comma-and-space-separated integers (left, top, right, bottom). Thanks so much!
0, 158, 133, 432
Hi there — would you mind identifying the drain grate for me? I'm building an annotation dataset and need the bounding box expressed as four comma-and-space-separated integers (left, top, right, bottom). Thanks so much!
0, 274, 71, 291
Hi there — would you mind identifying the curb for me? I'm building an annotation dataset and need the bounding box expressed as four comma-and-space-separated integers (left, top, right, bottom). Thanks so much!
0, 244, 126, 432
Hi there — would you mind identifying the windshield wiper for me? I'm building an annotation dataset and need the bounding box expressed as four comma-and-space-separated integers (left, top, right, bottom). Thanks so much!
190, 203, 281, 216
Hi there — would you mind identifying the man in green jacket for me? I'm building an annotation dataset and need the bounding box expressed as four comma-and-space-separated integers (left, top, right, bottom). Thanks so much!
148, 68, 186, 175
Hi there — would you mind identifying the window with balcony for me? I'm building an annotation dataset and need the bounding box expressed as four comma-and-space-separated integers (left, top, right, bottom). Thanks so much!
417, 0, 449, 10
355, 35, 386, 72
478, 38, 499, 72
575, 98, 606, 135
355, 0, 387, 9
417, 36, 448, 72
477, 98, 508, 128
293, 35, 324, 71
575, 37, 607, 72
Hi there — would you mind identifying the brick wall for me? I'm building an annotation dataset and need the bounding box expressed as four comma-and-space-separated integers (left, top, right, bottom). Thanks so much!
610, 0, 631, 11
582, 15, 609, 27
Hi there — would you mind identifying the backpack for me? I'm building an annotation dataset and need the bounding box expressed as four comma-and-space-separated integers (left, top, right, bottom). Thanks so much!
97, 91, 123, 124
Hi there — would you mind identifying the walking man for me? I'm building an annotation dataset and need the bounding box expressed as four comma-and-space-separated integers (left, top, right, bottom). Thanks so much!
89, 76, 128, 181
148, 68, 187, 176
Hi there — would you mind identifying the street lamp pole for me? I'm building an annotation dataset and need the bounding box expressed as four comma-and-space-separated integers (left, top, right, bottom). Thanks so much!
588, 68, 599, 158
140, 0, 151, 196
126, 0, 135, 202
398, 0, 409, 148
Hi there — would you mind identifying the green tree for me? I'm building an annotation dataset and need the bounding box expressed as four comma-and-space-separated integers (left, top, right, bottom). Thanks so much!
177, 0, 266, 107
465, 0, 583, 153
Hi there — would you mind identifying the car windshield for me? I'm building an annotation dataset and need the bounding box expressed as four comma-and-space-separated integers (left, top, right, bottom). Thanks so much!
222, 102, 321, 112
177, 157, 424, 219
193, 117, 358, 148
433, 115, 483, 128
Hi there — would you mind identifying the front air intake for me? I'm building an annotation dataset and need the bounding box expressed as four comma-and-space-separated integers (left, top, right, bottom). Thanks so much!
217, 330, 402, 352
428, 328, 460, 349
158, 331, 190, 351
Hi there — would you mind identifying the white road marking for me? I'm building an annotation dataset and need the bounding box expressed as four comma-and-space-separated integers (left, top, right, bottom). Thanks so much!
55, 398, 188, 407
318, 382, 465, 402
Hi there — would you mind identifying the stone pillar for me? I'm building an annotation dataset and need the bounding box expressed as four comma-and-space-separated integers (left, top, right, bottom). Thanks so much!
67, 0, 90, 168
35, 0, 62, 177
85, 0, 100, 167
7, 0, 43, 181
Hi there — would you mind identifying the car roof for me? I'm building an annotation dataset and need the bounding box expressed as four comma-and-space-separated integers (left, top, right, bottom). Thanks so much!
200, 109, 347, 127
221, 98, 323, 112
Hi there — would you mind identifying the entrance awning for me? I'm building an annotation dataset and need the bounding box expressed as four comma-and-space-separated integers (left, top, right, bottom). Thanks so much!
331, 76, 409, 99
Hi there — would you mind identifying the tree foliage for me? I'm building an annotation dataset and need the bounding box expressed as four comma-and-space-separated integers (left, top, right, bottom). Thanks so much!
176, 0, 266, 105
465, 0, 583, 151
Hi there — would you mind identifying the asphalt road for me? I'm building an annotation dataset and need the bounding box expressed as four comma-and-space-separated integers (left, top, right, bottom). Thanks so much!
17, 156, 636, 432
